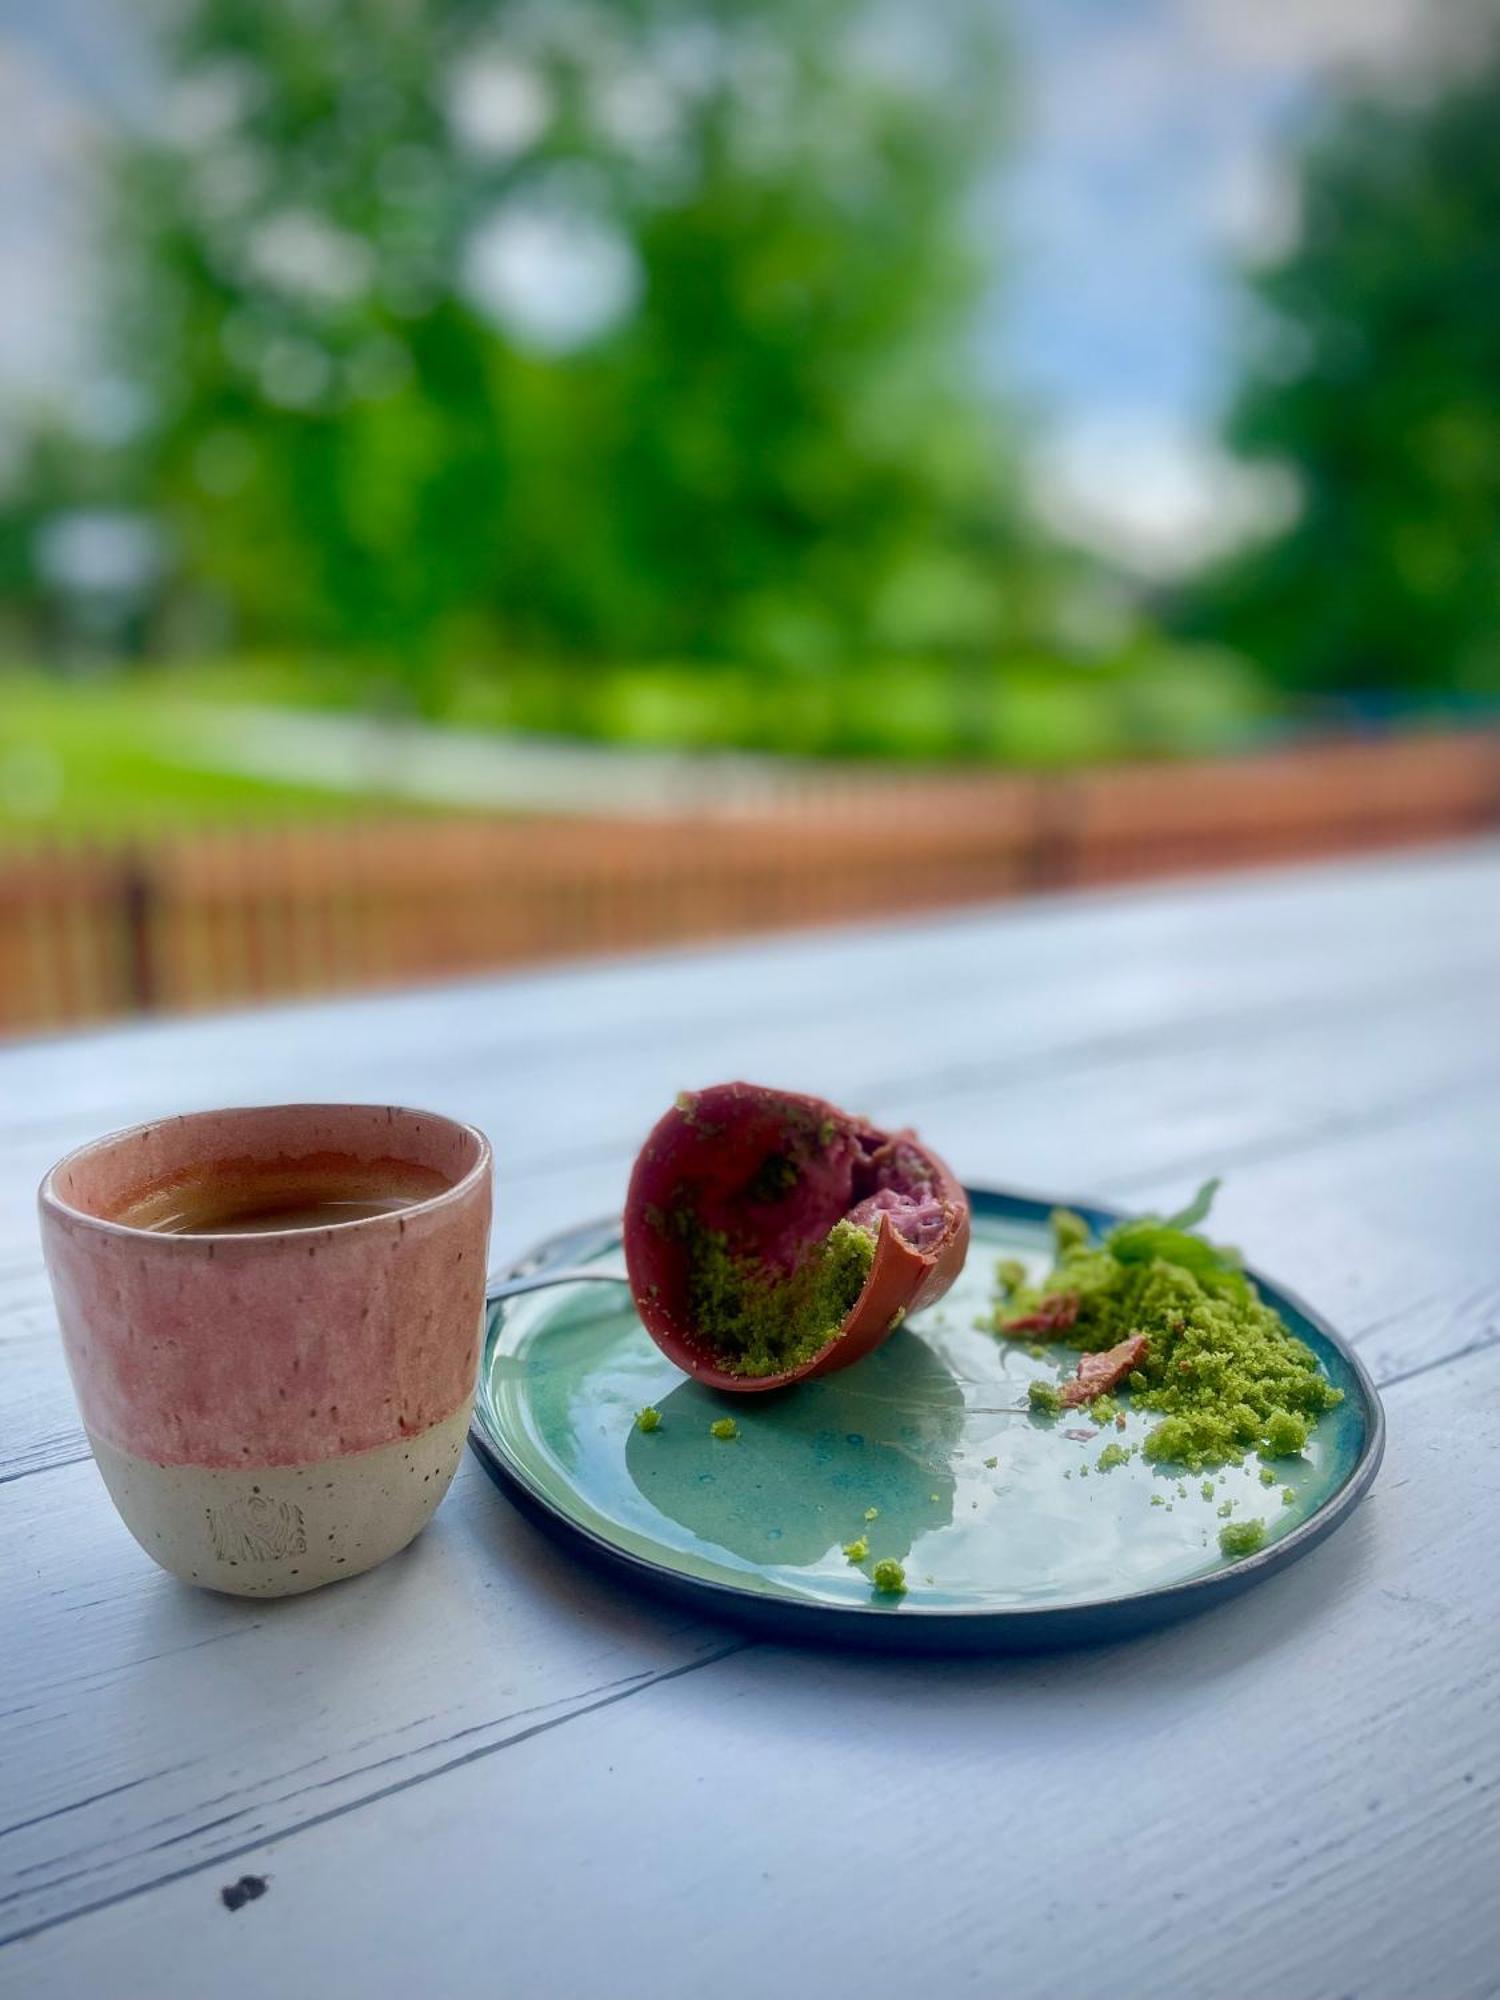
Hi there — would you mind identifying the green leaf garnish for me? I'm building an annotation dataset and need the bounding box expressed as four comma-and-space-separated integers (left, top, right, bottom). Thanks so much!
1161, 1178, 1221, 1231
1104, 1219, 1249, 1300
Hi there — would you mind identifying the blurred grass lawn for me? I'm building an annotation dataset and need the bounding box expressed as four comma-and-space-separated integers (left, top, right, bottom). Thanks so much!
0, 647, 1270, 841
0, 674, 422, 837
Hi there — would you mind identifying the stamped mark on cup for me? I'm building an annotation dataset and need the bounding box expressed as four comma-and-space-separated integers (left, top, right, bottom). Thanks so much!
207, 1495, 307, 1564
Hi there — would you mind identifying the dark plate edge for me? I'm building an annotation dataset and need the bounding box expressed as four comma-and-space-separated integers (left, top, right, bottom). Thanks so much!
468, 1185, 1387, 1654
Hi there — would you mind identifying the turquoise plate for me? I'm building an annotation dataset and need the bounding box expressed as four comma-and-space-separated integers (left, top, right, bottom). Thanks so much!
469, 1188, 1384, 1652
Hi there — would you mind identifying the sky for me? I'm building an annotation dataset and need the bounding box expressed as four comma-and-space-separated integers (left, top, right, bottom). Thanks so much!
0, 0, 1481, 576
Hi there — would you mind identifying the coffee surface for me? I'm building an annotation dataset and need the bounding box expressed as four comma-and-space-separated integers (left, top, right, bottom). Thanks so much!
116, 1159, 451, 1235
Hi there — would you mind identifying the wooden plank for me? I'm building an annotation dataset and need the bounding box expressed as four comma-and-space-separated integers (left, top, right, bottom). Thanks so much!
1, 847, 1496, 1991
0, 1052, 1495, 1938
8, 1339, 1495, 1998
0, 1452, 741, 1948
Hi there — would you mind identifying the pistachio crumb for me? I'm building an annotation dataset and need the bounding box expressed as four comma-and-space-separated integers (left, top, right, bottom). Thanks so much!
635, 1406, 662, 1433
996, 1258, 1027, 1295
1219, 1518, 1267, 1557
709, 1417, 738, 1441
1262, 1409, 1311, 1458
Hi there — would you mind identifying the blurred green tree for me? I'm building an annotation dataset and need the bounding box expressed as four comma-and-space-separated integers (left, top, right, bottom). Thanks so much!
1186, 43, 1500, 700
72, 0, 1031, 703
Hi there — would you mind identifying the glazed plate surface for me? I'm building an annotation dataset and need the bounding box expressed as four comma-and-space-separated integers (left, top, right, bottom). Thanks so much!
470, 1188, 1383, 1651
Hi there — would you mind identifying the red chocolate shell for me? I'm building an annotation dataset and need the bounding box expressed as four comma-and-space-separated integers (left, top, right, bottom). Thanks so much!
623, 1081, 971, 1393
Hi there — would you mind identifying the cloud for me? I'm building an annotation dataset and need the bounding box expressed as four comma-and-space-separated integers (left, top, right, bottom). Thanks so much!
1182, 0, 1436, 77
1030, 408, 1298, 578
995, 0, 1487, 569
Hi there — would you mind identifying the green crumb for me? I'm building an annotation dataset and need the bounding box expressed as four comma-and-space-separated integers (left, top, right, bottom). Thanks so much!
871, 1559, 907, 1596
1259, 1465, 1277, 1487
1177, 1482, 1188, 1498
1150, 1493, 1165, 1506
1050, 1208, 1091, 1254
709, 1417, 739, 1441
863, 1506, 879, 1521
675, 1210, 876, 1379
842, 1537, 869, 1563
1200, 1480, 1215, 1501
992, 1181, 1342, 1471
996, 1258, 1028, 1296
1282, 1486, 1296, 1506
1219, 1518, 1268, 1557
984, 1456, 998, 1470
929, 1492, 939, 1503
1077, 1464, 1089, 1478
1096, 1442, 1134, 1472
1027, 1343, 1047, 1361
1217, 1499, 1234, 1517
1088, 1395, 1119, 1426
635, 1406, 662, 1433
1261, 1409, 1311, 1458
1028, 1379, 1064, 1416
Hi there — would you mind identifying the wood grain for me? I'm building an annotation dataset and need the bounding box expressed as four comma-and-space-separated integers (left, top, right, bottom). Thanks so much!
1, 844, 1497, 1995
10, 1343, 1498, 2000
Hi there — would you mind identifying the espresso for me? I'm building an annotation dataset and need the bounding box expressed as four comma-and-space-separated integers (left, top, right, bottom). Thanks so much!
117, 1159, 452, 1236
163, 1193, 420, 1235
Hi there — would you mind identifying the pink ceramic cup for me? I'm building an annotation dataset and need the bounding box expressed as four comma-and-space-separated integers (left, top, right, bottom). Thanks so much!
39, 1104, 492, 1597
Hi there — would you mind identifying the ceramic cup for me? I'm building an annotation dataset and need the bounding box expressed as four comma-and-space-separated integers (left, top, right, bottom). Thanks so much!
39, 1104, 492, 1597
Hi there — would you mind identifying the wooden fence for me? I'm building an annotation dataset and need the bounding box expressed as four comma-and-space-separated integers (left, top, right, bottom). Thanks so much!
3, 730, 1498, 1037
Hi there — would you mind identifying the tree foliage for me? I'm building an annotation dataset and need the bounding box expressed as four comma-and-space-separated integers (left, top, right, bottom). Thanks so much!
1187, 43, 1500, 698
78, 0, 1031, 694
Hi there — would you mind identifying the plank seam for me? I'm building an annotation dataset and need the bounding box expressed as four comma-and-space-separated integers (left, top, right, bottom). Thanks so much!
0, 1640, 749, 1952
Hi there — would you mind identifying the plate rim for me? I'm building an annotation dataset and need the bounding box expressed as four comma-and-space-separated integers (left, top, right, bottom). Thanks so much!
468, 1184, 1387, 1649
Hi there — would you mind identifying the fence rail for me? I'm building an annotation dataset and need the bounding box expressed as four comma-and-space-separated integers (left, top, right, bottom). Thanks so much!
3, 731, 1498, 1037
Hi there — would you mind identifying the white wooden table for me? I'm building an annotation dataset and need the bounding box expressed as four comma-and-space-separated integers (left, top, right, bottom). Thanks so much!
3, 845, 1497, 2000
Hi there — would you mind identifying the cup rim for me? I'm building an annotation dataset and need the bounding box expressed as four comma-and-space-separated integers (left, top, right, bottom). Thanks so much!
38, 1102, 493, 1244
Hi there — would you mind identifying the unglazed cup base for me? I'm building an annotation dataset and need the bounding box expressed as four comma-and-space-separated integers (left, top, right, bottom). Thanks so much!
88, 1398, 474, 1597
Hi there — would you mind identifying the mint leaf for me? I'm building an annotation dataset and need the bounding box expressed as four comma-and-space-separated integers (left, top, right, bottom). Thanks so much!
1161, 1178, 1221, 1231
